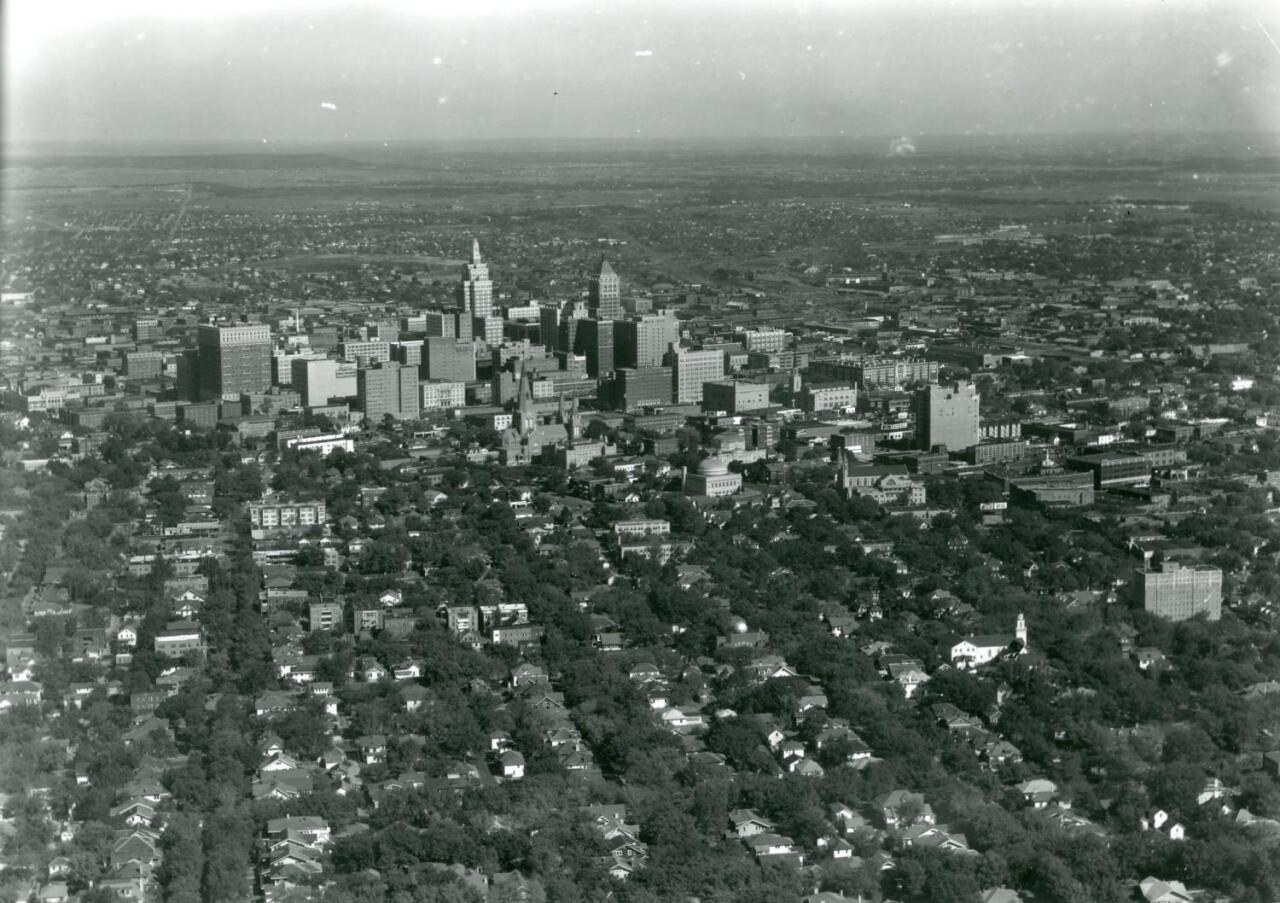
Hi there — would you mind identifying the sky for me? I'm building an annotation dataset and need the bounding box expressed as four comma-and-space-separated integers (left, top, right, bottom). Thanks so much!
4, 0, 1280, 147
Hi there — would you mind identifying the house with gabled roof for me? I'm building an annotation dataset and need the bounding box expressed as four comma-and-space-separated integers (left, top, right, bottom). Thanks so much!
498, 750, 525, 780
1138, 876, 1195, 903
728, 809, 775, 838
744, 832, 803, 865
110, 830, 160, 872
510, 663, 548, 688
879, 790, 935, 830
1015, 777, 1056, 807
981, 738, 1023, 768
108, 799, 157, 827
355, 735, 387, 765
900, 823, 974, 854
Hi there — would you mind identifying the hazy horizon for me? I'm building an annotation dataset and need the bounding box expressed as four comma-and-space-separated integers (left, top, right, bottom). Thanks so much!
5, 0, 1280, 148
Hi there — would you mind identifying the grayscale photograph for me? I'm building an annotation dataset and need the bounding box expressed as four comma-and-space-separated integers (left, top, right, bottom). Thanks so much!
1, 0, 1279, 901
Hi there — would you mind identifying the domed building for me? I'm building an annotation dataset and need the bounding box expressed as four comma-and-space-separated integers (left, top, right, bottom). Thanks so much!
682, 456, 742, 498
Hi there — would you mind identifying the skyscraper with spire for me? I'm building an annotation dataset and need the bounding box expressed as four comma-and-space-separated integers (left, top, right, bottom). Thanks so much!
588, 258, 622, 320
460, 238, 494, 319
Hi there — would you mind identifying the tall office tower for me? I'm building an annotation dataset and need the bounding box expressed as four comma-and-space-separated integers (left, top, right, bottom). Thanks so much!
273, 349, 326, 385
292, 358, 358, 407
573, 319, 615, 378
541, 299, 589, 357
424, 337, 477, 382
538, 305, 561, 354
196, 323, 272, 401
424, 310, 473, 341
668, 348, 725, 404
588, 258, 623, 320
474, 315, 504, 347
366, 320, 399, 342
357, 361, 419, 422
914, 381, 980, 452
393, 340, 424, 370
1134, 562, 1222, 621
400, 314, 429, 334
176, 349, 199, 401
615, 312, 679, 369
460, 237, 494, 319
610, 367, 674, 410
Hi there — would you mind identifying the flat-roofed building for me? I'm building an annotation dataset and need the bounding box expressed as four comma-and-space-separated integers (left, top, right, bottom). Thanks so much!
669, 348, 725, 404
196, 323, 272, 400
609, 367, 673, 411
126, 351, 163, 380
248, 498, 326, 532
1134, 562, 1222, 621
357, 361, 419, 422
702, 380, 770, 414
339, 340, 391, 365
740, 327, 787, 353
1065, 452, 1150, 488
291, 358, 358, 407
615, 313, 679, 369
155, 620, 204, 658
423, 338, 477, 383
308, 601, 343, 632
420, 380, 466, 412
800, 383, 857, 413
914, 381, 980, 452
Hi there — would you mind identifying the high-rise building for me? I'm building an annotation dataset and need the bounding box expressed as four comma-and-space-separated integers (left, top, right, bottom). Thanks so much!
365, 321, 399, 342
357, 361, 419, 422
424, 310, 473, 341
669, 348, 725, 404
176, 349, 200, 401
393, 340, 424, 370
615, 312, 679, 369
292, 358, 358, 407
423, 338, 477, 383
541, 299, 589, 357
338, 340, 391, 365
914, 381, 980, 452
1134, 562, 1222, 621
400, 314, 429, 334
473, 315, 504, 347
573, 319, 614, 378
272, 349, 325, 385
588, 258, 622, 320
609, 367, 673, 410
460, 238, 494, 319
196, 323, 272, 401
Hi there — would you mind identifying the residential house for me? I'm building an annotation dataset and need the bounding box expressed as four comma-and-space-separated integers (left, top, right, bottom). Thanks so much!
879, 790, 935, 830
729, 809, 775, 838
